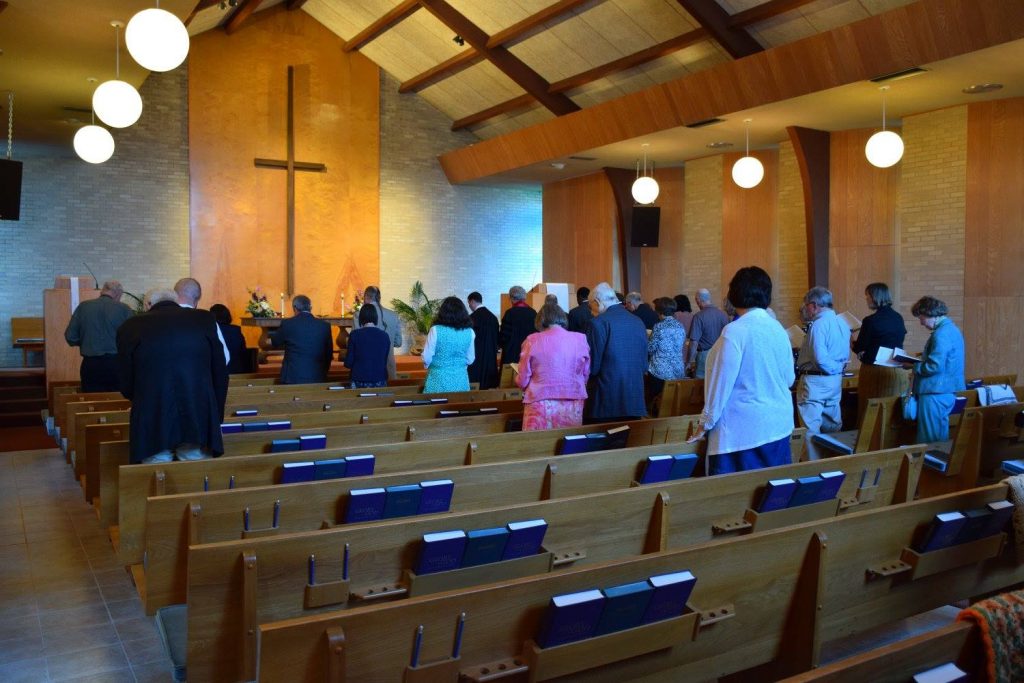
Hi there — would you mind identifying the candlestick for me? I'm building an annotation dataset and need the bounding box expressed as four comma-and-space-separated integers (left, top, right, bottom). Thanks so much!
340, 293, 346, 317
280, 292, 285, 317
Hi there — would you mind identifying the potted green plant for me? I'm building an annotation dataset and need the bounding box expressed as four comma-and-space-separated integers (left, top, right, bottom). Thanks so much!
390, 281, 441, 354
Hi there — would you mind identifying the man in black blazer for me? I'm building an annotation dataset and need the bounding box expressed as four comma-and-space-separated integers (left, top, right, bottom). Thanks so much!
117, 290, 228, 464
467, 291, 500, 389
270, 295, 333, 384
567, 286, 594, 334
498, 285, 536, 365
624, 291, 659, 330
586, 282, 648, 421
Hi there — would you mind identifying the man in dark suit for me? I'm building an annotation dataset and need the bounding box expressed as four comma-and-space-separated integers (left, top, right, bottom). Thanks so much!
624, 291, 659, 330
586, 282, 648, 421
270, 294, 333, 384
467, 291, 499, 389
117, 289, 228, 464
567, 286, 593, 334
498, 285, 536, 365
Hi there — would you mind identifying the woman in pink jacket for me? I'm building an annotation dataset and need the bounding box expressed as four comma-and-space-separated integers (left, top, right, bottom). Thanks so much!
516, 303, 591, 431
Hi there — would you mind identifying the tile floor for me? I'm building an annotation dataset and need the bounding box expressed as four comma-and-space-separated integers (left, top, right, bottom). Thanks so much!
0, 448, 174, 682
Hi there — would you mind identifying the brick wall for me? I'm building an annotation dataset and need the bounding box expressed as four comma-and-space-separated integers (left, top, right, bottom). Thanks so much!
897, 106, 967, 355
775, 140, 808, 328
378, 73, 542, 349
680, 156, 723, 304
0, 69, 190, 367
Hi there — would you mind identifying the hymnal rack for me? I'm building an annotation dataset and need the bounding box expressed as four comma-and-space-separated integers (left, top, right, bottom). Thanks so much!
713, 497, 841, 535
867, 532, 1007, 582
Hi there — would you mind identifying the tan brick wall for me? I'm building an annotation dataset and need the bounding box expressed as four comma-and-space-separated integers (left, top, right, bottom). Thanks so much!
681, 156, 723, 304
775, 140, 808, 328
897, 106, 967, 356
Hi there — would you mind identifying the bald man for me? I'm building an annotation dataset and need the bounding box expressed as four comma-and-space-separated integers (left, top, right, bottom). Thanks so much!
65, 280, 134, 391
175, 277, 230, 365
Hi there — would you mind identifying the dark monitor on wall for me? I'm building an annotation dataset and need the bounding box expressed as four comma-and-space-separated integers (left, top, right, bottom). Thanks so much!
0, 159, 23, 221
630, 205, 660, 247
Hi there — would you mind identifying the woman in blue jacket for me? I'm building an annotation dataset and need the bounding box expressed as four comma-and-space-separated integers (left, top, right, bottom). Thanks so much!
908, 296, 965, 443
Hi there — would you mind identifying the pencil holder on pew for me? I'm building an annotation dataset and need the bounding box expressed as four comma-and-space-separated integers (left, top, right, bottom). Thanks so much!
304, 545, 351, 609
402, 615, 465, 683
240, 500, 283, 539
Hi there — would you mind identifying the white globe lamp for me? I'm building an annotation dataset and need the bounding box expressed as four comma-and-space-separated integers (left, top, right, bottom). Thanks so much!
126, 8, 190, 72
631, 175, 660, 205
74, 125, 115, 164
865, 130, 904, 168
92, 80, 143, 128
731, 155, 765, 189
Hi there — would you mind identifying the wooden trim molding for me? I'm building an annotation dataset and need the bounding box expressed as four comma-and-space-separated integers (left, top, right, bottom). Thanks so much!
674, 0, 762, 59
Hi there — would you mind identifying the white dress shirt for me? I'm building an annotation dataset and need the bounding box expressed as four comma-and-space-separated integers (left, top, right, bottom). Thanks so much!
701, 308, 795, 455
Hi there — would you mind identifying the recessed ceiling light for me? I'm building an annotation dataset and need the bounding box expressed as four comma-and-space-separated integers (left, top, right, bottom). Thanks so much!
706, 141, 733, 149
870, 66, 928, 83
962, 83, 1003, 95
550, 162, 566, 170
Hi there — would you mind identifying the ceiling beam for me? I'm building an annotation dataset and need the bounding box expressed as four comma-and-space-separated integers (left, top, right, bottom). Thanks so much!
285, 0, 310, 9
451, 28, 708, 131
674, 0, 762, 59
418, 0, 579, 116
399, 0, 600, 94
727, 0, 817, 27
185, 0, 221, 27
343, 0, 421, 53
224, 0, 264, 34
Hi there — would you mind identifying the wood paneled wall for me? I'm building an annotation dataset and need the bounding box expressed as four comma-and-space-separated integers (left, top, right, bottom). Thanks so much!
828, 128, 899, 323
721, 150, 779, 300
640, 168, 685, 300
542, 173, 618, 291
189, 6, 380, 323
965, 98, 1024, 377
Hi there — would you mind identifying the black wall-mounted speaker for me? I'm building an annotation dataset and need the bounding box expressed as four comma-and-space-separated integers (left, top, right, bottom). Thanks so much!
630, 205, 660, 247
0, 159, 23, 221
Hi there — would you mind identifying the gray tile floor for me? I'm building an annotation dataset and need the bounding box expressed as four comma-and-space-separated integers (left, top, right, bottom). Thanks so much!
0, 448, 175, 682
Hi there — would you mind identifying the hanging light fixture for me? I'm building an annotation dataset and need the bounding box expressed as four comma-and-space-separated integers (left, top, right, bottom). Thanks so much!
93, 21, 143, 129
731, 119, 764, 189
126, 1, 190, 73
631, 143, 659, 205
74, 114, 115, 164
865, 86, 904, 168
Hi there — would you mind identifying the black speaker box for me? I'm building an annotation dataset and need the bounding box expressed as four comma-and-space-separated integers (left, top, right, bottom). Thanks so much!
0, 159, 23, 221
630, 205, 660, 247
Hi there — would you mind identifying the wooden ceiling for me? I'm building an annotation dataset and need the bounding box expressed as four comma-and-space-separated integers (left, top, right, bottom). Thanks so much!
187, 0, 920, 139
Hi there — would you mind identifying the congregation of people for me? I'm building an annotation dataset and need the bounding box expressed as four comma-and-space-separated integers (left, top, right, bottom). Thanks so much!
64, 271, 965, 473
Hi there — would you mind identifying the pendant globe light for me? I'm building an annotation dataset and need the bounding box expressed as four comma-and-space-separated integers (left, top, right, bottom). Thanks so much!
92, 22, 143, 129
865, 86, 904, 168
74, 114, 115, 164
731, 119, 764, 189
631, 143, 659, 205
126, 1, 190, 73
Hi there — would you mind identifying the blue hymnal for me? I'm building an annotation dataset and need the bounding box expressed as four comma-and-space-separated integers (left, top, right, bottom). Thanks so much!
299, 434, 327, 451
503, 519, 548, 560
344, 454, 376, 477
280, 461, 315, 484
817, 471, 846, 501
313, 458, 347, 481
537, 589, 606, 648
418, 479, 454, 514
787, 476, 825, 507
461, 527, 510, 567
242, 421, 270, 432
952, 508, 992, 544
966, 378, 985, 390
267, 420, 291, 431
642, 570, 697, 624
912, 662, 969, 683
1002, 459, 1024, 475
382, 484, 422, 519
595, 581, 654, 636
234, 409, 258, 417
985, 500, 1014, 537
221, 422, 242, 434
639, 455, 674, 484
668, 453, 698, 480
345, 488, 386, 523
270, 438, 301, 453
924, 451, 950, 473
949, 396, 968, 415
415, 530, 467, 575
559, 434, 603, 455
917, 512, 967, 552
758, 478, 797, 512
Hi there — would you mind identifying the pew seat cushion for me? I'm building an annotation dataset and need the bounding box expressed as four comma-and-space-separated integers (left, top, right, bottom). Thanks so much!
156, 604, 187, 682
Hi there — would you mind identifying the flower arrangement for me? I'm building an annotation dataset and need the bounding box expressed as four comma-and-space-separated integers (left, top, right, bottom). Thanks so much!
349, 293, 363, 317
246, 288, 278, 318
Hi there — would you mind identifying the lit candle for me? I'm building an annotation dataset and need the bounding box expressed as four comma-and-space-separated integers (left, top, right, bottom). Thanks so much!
280, 292, 285, 317
340, 293, 346, 316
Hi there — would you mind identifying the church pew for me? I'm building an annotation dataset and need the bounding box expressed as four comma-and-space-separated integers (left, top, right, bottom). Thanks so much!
65, 400, 131, 472
255, 484, 1017, 683
116, 416, 704, 567
223, 387, 521, 415
778, 621, 980, 683
52, 390, 122, 451
656, 378, 704, 419
70, 407, 132, 495
184, 446, 924, 678
94, 412, 525, 529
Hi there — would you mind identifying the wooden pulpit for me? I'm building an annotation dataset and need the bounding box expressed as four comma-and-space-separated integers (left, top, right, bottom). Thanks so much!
44, 276, 100, 392
500, 283, 576, 317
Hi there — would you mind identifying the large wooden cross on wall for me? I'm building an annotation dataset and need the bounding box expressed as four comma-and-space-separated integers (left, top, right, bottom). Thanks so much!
254, 65, 327, 296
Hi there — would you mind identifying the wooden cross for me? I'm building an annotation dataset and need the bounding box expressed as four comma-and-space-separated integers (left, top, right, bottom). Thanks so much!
254, 65, 327, 296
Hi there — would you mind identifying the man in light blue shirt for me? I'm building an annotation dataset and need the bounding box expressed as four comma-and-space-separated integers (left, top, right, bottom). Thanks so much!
796, 287, 851, 453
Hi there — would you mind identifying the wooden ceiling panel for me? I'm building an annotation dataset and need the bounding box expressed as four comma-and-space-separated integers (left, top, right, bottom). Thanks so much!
447, 0, 547, 36
303, 0, 396, 39
473, 106, 555, 139
857, 0, 917, 13
418, 60, 529, 120
353, 10, 472, 81
748, 12, 817, 47
801, 0, 870, 34
613, 0, 701, 40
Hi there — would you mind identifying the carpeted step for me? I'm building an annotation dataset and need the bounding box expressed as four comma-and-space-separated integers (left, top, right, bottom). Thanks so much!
0, 386, 47, 400
0, 372, 46, 388
0, 397, 47, 414
0, 411, 43, 428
